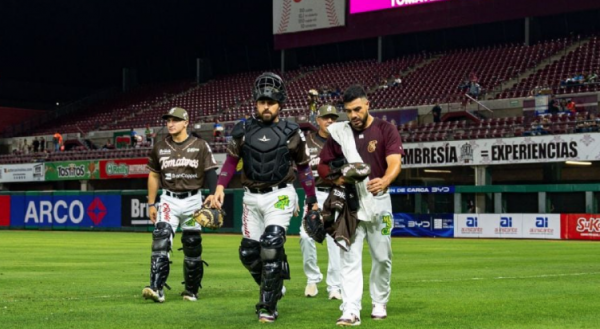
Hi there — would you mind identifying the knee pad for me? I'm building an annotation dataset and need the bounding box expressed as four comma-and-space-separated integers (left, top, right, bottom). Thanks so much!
152, 221, 173, 255
240, 238, 262, 285
259, 225, 286, 262
181, 230, 202, 258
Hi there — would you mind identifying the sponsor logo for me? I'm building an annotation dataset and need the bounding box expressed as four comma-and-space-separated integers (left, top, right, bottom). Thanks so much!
460, 143, 473, 163
57, 165, 86, 178
159, 149, 171, 155
24, 197, 106, 225
536, 217, 548, 228
529, 216, 555, 235
106, 162, 128, 176
381, 213, 392, 235
131, 199, 150, 218
333, 188, 346, 199
187, 148, 200, 153
258, 135, 271, 142
576, 217, 600, 233
159, 157, 199, 169
274, 195, 290, 210
496, 216, 518, 234
408, 220, 430, 228
462, 216, 482, 234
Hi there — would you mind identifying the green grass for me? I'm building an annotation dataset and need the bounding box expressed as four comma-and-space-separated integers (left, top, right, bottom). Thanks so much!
0, 231, 598, 328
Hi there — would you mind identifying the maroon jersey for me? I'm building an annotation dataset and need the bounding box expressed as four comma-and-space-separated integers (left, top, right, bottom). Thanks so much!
319, 118, 404, 179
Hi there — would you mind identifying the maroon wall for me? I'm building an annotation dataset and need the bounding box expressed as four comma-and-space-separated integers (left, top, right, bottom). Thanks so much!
274, 0, 600, 50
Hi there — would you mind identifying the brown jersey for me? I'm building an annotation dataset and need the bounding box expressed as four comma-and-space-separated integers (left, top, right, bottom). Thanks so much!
227, 120, 311, 189
306, 131, 330, 187
147, 135, 218, 192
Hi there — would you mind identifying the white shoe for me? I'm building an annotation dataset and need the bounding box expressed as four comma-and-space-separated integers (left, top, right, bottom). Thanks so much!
336, 311, 361, 326
181, 290, 197, 301
142, 287, 165, 303
371, 303, 387, 320
305, 283, 318, 297
328, 289, 342, 300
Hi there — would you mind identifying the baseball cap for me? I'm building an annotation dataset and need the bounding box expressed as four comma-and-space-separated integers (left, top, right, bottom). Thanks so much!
162, 107, 189, 121
317, 104, 339, 118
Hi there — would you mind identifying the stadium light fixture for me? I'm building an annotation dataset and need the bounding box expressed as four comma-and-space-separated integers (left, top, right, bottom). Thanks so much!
424, 169, 452, 173
565, 161, 592, 166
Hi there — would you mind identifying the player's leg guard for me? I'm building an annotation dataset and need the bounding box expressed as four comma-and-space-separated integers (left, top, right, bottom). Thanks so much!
239, 238, 262, 285
181, 230, 207, 297
256, 225, 289, 314
149, 222, 173, 290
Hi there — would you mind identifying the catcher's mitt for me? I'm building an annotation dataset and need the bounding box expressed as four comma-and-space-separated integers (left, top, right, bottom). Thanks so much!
303, 209, 326, 243
193, 207, 225, 230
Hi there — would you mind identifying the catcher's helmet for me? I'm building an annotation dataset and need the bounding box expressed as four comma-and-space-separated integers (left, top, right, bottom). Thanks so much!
253, 72, 286, 104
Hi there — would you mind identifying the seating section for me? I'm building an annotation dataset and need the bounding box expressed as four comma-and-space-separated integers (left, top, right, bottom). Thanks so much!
0, 147, 152, 164
501, 36, 600, 98
371, 39, 571, 108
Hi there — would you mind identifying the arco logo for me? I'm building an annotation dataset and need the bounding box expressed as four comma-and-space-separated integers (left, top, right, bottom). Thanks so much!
24, 197, 107, 225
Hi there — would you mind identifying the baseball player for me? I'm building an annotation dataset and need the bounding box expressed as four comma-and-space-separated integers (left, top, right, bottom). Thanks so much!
142, 107, 219, 303
300, 104, 341, 300
206, 72, 318, 323
317, 85, 403, 326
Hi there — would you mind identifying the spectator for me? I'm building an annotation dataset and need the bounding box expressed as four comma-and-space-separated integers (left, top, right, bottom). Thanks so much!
588, 113, 599, 132
431, 103, 442, 123
145, 124, 154, 146
23, 139, 30, 154
393, 75, 402, 86
40, 136, 46, 152
32, 137, 40, 153
586, 72, 598, 83
102, 138, 115, 150
548, 97, 560, 115
213, 119, 224, 138
566, 99, 577, 114
308, 89, 320, 123
468, 81, 481, 99
53, 133, 63, 152
130, 129, 138, 147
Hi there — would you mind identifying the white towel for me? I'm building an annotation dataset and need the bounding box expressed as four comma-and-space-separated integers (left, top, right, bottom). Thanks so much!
327, 122, 377, 222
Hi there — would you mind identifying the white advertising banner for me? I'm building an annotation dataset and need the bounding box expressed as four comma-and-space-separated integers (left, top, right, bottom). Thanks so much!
0, 163, 45, 183
273, 0, 346, 35
521, 214, 561, 239
455, 214, 561, 239
403, 133, 600, 168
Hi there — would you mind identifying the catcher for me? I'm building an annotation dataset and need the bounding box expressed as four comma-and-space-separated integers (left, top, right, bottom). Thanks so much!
143, 107, 220, 304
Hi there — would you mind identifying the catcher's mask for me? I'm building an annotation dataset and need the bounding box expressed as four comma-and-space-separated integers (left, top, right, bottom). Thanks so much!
253, 72, 286, 104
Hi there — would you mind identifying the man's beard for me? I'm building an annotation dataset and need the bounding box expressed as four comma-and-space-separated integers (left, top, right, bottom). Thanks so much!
258, 110, 278, 123
350, 114, 368, 131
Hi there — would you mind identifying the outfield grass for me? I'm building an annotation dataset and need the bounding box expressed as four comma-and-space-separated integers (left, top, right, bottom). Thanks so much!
0, 231, 598, 328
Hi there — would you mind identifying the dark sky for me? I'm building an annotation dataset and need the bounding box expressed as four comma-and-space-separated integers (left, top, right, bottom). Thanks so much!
0, 0, 272, 106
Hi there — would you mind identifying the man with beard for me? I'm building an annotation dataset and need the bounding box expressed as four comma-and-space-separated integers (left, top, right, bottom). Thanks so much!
318, 85, 404, 326
207, 72, 318, 323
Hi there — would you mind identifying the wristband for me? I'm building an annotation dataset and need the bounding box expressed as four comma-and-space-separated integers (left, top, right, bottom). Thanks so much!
148, 203, 158, 208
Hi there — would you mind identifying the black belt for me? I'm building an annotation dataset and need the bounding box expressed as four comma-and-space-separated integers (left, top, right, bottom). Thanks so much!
245, 183, 288, 194
164, 190, 199, 199
316, 187, 331, 192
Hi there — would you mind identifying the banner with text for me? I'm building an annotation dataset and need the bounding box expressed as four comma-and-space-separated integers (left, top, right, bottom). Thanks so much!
454, 214, 561, 239
561, 214, 600, 240
350, 0, 450, 14
402, 133, 600, 168
389, 186, 455, 194
0, 163, 45, 183
45, 161, 100, 181
274, 0, 345, 35
0, 195, 10, 226
99, 158, 150, 179
392, 213, 454, 237
10, 194, 121, 228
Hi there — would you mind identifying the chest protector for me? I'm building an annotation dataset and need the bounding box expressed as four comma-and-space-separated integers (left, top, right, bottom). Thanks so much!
237, 119, 298, 183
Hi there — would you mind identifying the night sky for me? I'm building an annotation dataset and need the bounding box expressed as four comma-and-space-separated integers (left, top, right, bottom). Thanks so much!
0, 0, 272, 107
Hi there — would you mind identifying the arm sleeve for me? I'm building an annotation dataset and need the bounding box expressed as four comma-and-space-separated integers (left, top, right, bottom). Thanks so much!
216, 154, 239, 188
204, 168, 218, 195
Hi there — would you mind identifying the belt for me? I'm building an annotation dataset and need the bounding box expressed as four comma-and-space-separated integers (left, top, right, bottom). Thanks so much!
245, 183, 288, 194
316, 187, 331, 192
164, 190, 199, 199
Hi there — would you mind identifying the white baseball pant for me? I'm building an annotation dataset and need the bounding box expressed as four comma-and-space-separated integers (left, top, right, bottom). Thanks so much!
241, 185, 297, 241
339, 192, 393, 317
299, 189, 341, 292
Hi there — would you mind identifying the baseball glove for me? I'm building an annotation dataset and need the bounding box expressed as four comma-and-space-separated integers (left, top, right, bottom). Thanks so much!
303, 209, 326, 243
193, 207, 225, 230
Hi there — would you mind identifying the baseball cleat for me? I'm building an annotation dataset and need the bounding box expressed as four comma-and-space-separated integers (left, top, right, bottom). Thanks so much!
328, 289, 342, 300
304, 283, 318, 297
258, 308, 278, 323
371, 303, 387, 320
336, 312, 361, 326
281, 285, 286, 297
181, 290, 198, 302
142, 287, 165, 303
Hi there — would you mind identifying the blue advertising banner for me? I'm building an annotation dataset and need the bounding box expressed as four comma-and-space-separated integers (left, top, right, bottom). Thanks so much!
389, 186, 455, 194
392, 213, 454, 237
10, 194, 122, 228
